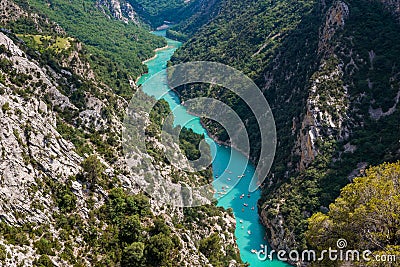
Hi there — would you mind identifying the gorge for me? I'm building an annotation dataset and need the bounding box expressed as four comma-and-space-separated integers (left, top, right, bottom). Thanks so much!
137, 30, 289, 266
0, 0, 399, 266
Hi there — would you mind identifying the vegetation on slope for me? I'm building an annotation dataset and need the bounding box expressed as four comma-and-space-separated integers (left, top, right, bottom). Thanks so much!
127, 0, 201, 28
12, 0, 165, 98
171, 0, 400, 254
306, 161, 400, 266
0, 1, 244, 265
166, 0, 224, 41
262, 0, 400, 251
147, 99, 213, 186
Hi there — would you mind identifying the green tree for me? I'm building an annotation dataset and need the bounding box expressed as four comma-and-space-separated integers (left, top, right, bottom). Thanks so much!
81, 155, 105, 185
0, 244, 6, 261
306, 161, 400, 266
199, 233, 223, 266
1, 102, 10, 113
34, 255, 54, 267
146, 233, 174, 267
54, 184, 76, 213
34, 238, 55, 256
121, 242, 145, 267
119, 215, 142, 244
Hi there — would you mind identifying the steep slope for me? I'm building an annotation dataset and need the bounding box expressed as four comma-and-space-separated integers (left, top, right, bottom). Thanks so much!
96, 0, 140, 23
166, 0, 223, 41
0, 1, 243, 266
171, 0, 400, 261
125, 0, 201, 27
16, 0, 166, 98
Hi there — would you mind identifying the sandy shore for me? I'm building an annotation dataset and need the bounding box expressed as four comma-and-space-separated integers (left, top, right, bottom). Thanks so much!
142, 45, 170, 64
135, 44, 171, 84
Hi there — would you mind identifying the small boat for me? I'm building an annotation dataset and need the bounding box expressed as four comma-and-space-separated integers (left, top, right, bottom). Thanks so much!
241, 226, 244, 229
240, 194, 244, 199
251, 206, 255, 210
248, 230, 251, 235
247, 194, 251, 198
226, 185, 229, 189
227, 178, 231, 181
239, 220, 243, 223
243, 203, 248, 207
251, 249, 257, 254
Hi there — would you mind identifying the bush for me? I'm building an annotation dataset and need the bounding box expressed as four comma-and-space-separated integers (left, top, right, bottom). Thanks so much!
34, 255, 54, 267
0, 244, 6, 261
34, 238, 55, 256
81, 155, 105, 185
121, 242, 145, 267
1, 102, 10, 113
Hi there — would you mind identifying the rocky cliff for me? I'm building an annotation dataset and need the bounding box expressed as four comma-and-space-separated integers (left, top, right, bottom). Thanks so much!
0, 1, 242, 266
262, 0, 400, 257
170, 0, 400, 263
96, 0, 139, 24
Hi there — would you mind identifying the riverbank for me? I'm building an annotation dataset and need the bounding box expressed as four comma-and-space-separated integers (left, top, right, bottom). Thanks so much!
137, 30, 289, 267
135, 44, 171, 85
142, 44, 170, 64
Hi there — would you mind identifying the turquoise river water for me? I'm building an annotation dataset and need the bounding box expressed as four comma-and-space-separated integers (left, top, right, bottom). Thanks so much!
137, 30, 289, 267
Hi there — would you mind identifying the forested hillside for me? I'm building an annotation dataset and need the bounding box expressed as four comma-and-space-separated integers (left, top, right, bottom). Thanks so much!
171, 0, 400, 262
1, 0, 400, 265
125, 0, 203, 28
12, 0, 166, 98
166, 0, 223, 41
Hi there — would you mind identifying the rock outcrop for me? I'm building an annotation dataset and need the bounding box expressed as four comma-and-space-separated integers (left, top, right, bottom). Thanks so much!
0, 1, 241, 266
96, 0, 139, 24
318, 1, 349, 55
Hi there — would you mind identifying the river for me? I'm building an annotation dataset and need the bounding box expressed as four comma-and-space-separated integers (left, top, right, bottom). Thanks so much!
137, 30, 289, 267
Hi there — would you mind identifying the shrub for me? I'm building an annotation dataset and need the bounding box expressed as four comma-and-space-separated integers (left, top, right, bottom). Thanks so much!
0, 244, 6, 261
1, 102, 10, 113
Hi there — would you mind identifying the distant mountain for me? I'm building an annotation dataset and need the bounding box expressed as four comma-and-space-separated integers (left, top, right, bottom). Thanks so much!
166, 0, 223, 41
171, 0, 400, 262
123, 0, 199, 27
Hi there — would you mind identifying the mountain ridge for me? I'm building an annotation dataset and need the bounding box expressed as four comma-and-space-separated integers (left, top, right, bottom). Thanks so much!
171, 0, 400, 263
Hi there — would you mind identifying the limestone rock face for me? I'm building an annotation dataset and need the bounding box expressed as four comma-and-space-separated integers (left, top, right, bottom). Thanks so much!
0, 1, 241, 265
0, 32, 82, 225
260, 0, 400, 263
0, 0, 25, 24
96, 0, 139, 24
318, 1, 349, 55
